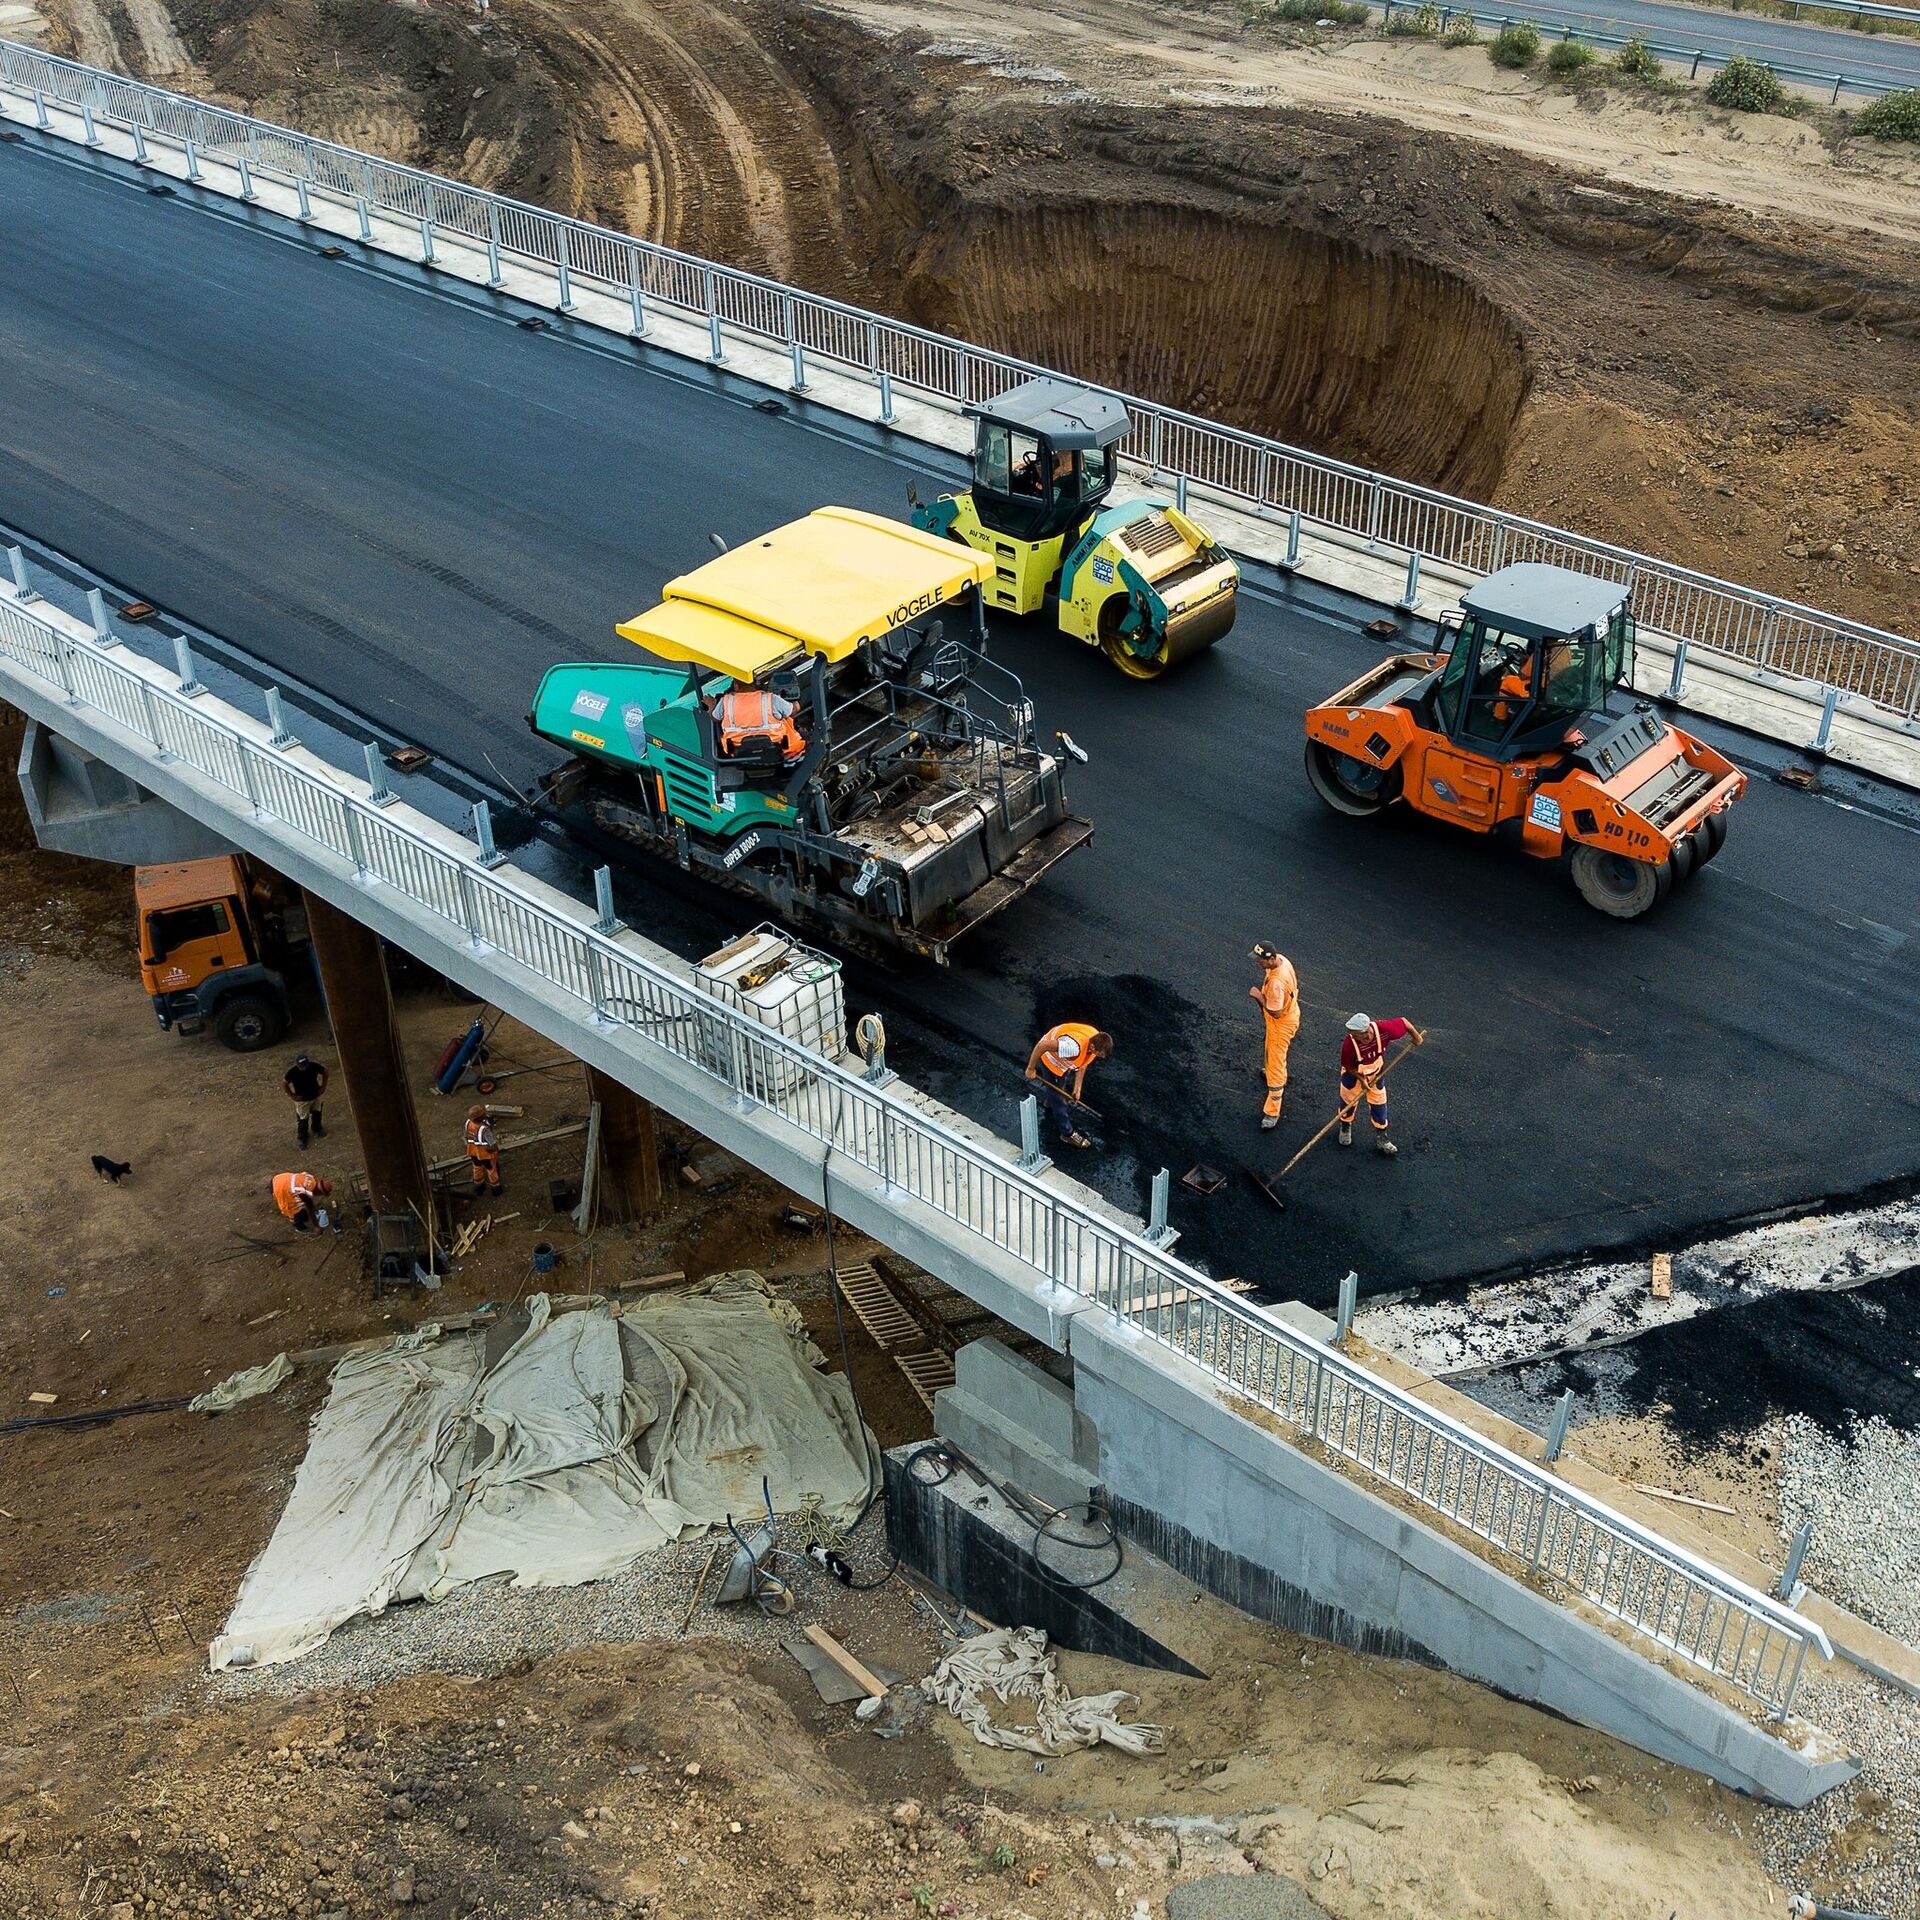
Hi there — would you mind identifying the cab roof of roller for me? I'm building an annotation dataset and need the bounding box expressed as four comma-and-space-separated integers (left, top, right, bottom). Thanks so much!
615, 507, 991, 682
967, 376, 1131, 450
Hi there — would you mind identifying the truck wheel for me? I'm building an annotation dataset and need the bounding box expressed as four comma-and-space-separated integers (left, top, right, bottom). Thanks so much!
1305, 740, 1401, 818
214, 995, 285, 1052
1570, 846, 1671, 919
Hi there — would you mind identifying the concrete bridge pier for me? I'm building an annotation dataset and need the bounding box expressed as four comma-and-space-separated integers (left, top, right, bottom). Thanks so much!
585, 1063, 664, 1221
303, 890, 431, 1228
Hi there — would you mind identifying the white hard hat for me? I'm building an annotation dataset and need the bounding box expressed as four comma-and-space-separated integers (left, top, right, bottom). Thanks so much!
1346, 1012, 1373, 1033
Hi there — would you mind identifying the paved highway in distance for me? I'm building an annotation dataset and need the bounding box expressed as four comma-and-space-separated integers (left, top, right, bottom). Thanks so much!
5, 137, 1919, 1304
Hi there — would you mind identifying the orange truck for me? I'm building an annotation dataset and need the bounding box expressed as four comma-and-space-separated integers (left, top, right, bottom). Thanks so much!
136, 854, 311, 1050
1303, 565, 1745, 918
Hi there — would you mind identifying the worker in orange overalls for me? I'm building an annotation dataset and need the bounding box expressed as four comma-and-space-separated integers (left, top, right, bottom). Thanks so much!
713, 686, 806, 762
1024, 1022, 1113, 1150
271, 1170, 333, 1234
1248, 943, 1301, 1133
1338, 1012, 1424, 1156
465, 1104, 503, 1198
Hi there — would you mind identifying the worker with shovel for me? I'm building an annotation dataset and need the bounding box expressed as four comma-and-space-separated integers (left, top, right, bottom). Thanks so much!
1338, 1012, 1424, 1155
1025, 1023, 1112, 1150
1249, 943, 1301, 1132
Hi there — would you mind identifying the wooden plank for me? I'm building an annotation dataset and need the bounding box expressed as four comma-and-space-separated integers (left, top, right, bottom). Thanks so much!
1651, 1252, 1673, 1300
614, 1269, 689, 1294
1631, 1482, 1735, 1516
803, 1623, 888, 1699
27, 1392, 57, 1406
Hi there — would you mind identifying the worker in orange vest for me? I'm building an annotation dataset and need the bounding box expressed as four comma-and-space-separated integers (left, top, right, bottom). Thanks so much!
1024, 1022, 1113, 1150
1338, 1012, 1424, 1156
713, 686, 806, 762
1248, 943, 1301, 1132
271, 1170, 334, 1234
465, 1104, 504, 1197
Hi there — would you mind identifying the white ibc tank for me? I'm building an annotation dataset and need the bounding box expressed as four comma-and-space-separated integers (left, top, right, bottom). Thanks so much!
693, 925, 845, 1090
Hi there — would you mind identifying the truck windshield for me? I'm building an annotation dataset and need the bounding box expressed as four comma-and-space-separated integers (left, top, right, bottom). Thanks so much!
148, 901, 230, 957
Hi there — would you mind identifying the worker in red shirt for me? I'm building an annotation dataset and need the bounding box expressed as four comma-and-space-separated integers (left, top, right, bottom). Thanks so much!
1248, 943, 1300, 1132
1024, 1022, 1113, 1150
1338, 1012, 1424, 1155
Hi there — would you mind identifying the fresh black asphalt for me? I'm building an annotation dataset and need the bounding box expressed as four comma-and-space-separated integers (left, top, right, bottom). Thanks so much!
5, 138, 1919, 1307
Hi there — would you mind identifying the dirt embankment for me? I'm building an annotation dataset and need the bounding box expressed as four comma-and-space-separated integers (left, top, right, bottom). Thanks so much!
35, 0, 1920, 629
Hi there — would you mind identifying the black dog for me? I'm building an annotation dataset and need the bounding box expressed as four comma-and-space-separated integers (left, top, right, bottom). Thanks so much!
91, 1155, 132, 1184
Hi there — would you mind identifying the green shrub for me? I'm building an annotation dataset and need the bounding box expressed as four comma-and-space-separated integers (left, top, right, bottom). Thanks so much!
1488, 18, 1541, 65
1384, 0, 1444, 34
1245, 0, 1371, 23
1614, 33, 1662, 77
1705, 52, 1789, 111
1545, 35, 1594, 73
1443, 12, 1480, 44
1853, 86, 1920, 141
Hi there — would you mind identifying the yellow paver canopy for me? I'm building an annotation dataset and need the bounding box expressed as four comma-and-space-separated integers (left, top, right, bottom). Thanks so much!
616, 507, 991, 682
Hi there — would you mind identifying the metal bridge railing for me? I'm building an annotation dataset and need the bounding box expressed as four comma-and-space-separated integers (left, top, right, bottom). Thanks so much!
0, 576, 1831, 1713
2, 37, 1918, 735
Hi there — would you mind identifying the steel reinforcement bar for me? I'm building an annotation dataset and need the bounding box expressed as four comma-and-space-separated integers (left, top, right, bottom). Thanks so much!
0, 571, 1831, 1712
2, 37, 1918, 733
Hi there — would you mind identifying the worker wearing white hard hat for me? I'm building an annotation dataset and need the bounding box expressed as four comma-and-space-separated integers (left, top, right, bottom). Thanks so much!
1337, 1011, 1424, 1155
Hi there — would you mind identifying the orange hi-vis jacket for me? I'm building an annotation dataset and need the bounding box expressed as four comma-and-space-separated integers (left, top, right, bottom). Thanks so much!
272, 1171, 320, 1220
1038, 1022, 1098, 1079
715, 688, 805, 761
465, 1115, 499, 1165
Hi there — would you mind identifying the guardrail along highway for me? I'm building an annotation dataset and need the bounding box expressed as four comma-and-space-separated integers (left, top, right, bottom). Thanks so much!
2, 122, 1919, 1301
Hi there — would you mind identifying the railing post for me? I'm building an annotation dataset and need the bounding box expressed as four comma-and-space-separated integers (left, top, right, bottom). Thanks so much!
1280, 510, 1302, 572
628, 267, 647, 337
1017, 1094, 1047, 1172
455, 866, 484, 945
878, 369, 896, 425
7, 546, 37, 605
1333, 1269, 1358, 1344
484, 202, 505, 288
470, 799, 507, 869
54, 634, 81, 707
1397, 550, 1422, 612
265, 685, 296, 747
356, 194, 374, 243
1365, 476, 1384, 550
1690, 48, 1704, 76
1146, 1167, 1173, 1247
1831, 73, 1842, 104
172, 635, 206, 698
344, 803, 369, 879
585, 941, 609, 1021
237, 154, 256, 201
1777, 1520, 1813, 1602
184, 135, 202, 183
295, 176, 312, 222
790, 338, 807, 392
131, 120, 148, 165
556, 226, 574, 311
419, 213, 435, 265
363, 740, 396, 807
1174, 472, 1189, 516
1807, 684, 1840, 756
139, 681, 167, 755
1663, 638, 1690, 703
239, 742, 262, 814
87, 588, 117, 647
1542, 1388, 1574, 1464
81, 101, 99, 147
592, 864, 624, 935
33, 88, 49, 129
705, 270, 724, 362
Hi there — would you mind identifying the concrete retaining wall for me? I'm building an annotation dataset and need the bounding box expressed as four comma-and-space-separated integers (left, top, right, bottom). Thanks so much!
1068, 1315, 1856, 1807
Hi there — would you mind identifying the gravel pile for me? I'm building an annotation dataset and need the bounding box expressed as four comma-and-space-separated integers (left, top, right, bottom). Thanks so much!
213, 1521, 923, 1697
1757, 1671, 1920, 1920
1775, 1412, 1920, 1646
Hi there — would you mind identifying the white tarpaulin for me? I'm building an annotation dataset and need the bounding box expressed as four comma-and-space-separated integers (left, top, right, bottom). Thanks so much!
923, 1626, 1165, 1756
211, 1275, 874, 1670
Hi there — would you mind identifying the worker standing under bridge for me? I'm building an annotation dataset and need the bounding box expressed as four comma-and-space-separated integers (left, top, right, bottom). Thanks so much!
1025, 1023, 1112, 1151
1248, 943, 1300, 1132
465, 1104, 504, 1198
282, 1052, 329, 1149
1338, 1012, 1424, 1155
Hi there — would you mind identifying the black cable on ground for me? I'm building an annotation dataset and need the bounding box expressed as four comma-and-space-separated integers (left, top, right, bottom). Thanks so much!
1, 1396, 191, 1438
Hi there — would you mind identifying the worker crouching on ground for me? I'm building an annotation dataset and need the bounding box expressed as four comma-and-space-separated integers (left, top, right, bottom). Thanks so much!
1338, 1012, 1424, 1155
465, 1104, 504, 1197
271, 1170, 334, 1234
1025, 1022, 1112, 1150
1249, 943, 1301, 1132
282, 1051, 329, 1148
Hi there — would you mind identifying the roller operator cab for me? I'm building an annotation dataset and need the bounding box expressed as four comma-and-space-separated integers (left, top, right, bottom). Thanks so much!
527, 507, 1092, 963
1302, 564, 1747, 919
910, 376, 1240, 679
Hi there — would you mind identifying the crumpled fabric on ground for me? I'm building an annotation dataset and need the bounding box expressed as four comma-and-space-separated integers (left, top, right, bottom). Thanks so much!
189, 1351, 293, 1413
922, 1625, 1164, 1756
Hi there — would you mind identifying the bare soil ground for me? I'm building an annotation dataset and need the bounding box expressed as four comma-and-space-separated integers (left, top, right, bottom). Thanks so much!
28, 0, 1920, 640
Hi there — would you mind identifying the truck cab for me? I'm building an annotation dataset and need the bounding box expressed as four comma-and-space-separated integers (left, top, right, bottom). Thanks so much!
136, 855, 302, 1050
